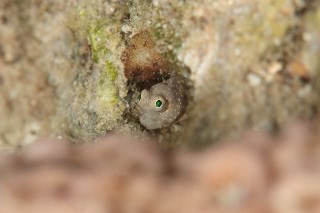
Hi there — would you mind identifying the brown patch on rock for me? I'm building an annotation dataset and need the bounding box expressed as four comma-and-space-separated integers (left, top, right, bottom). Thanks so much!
121, 31, 170, 85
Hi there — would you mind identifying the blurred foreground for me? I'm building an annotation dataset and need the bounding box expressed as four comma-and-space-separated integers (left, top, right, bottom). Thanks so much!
0, 122, 320, 213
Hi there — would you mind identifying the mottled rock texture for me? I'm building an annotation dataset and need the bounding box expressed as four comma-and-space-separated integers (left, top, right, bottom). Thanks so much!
0, 0, 320, 148
0, 1, 79, 149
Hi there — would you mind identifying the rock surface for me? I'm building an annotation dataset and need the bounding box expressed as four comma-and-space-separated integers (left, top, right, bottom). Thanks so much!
0, 0, 320, 148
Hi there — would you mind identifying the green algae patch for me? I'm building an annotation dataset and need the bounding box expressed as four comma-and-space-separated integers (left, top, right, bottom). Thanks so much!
95, 60, 125, 133
104, 62, 118, 81
86, 14, 127, 134
97, 63, 119, 106
87, 23, 110, 63
66, 1, 130, 140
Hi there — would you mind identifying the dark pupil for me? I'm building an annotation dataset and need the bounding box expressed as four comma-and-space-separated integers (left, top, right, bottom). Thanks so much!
138, 94, 141, 100
155, 100, 162, 108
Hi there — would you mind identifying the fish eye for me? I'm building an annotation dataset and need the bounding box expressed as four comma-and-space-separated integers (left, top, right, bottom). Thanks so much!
150, 96, 166, 111
155, 99, 163, 108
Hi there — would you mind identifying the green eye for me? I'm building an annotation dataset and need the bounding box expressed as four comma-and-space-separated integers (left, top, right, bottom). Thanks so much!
138, 94, 141, 101
151, 96, 166, 111
155, 100, 163, 108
